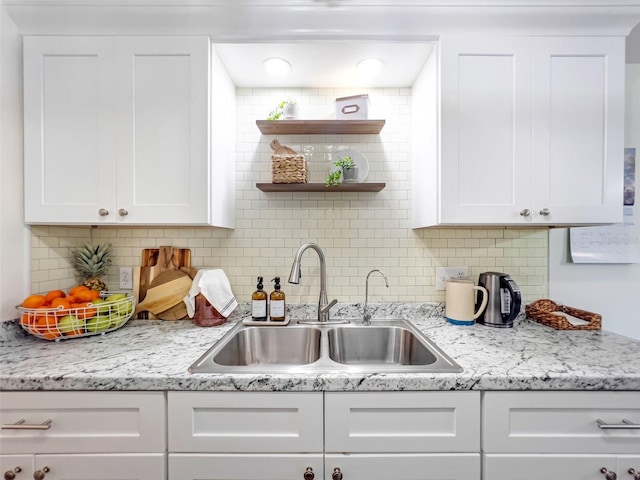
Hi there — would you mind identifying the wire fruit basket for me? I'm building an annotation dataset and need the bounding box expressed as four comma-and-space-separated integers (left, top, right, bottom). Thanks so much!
17, 292, 135, 341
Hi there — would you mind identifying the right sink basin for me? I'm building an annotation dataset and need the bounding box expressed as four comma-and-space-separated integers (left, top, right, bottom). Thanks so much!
325, 321, 462, 373
327, 325, 438, 366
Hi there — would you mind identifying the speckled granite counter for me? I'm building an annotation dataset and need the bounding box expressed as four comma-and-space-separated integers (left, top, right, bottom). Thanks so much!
1, 303, 639, 391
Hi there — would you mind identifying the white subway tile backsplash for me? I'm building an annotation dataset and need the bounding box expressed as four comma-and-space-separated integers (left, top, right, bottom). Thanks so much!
29, 87, 548, 304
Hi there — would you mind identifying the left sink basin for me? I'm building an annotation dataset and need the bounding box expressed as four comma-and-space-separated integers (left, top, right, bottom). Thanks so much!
189, 325, 322, 373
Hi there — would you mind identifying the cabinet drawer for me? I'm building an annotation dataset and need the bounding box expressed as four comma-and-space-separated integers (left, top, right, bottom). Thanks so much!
0, 391, 166, 454
326, 453, 480, 480
168, 454, 323, 480
484, 454, 640, 480
483, 391, 640, 453
325, 391, 480, 453
168, 392, 323, 453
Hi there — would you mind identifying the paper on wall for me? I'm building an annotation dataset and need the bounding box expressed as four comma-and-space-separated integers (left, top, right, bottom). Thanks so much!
569, 208, 640, 264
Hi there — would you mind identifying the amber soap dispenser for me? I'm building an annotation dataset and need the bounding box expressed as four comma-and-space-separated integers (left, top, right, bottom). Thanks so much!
251, 276, 267, 321
269, 277, 286, 321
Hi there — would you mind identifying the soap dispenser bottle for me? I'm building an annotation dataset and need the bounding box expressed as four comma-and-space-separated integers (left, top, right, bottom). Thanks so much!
269, 277, 286, 321
251, 276, 267, 321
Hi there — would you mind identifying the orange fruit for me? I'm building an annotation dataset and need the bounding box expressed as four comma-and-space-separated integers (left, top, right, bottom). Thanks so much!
22, 294, 47, 309
74, 288, 96, 303
87, 289, 100, 301
51, 297, 71, 309
77, 306, 97, 320
69, 285, 90, 297
44, 289, 66, 304
20, 312, 35, 327
33, 312, 59, 334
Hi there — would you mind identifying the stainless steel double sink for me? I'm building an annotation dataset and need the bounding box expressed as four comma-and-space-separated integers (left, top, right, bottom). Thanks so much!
189, 319, 462, 374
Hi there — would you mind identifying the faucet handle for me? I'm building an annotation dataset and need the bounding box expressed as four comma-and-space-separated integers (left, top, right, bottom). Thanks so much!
319, 298, 338, 314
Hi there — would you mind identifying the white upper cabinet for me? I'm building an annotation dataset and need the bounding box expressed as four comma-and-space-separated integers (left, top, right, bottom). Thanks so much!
413, 35, 624, 227
23, 36, 235, 227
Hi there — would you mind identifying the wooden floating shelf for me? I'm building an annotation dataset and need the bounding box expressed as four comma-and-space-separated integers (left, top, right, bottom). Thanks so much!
256, 119, 385, 135
256, 183, 386, 193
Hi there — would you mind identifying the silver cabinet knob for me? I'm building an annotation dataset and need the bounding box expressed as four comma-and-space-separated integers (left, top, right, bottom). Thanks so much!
4, 467, 22, 480
303, 467, 315, 480
118, 208, 128, 216
32, 467, 49, 480
601, 467, 617, 480
98, 208, 109, 216
539, 208, 551, 216
629, 468, 640, 480
332, 468, 343, 480
519, 209, 530, 217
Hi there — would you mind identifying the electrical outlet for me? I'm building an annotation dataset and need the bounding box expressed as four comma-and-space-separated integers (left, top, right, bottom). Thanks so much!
435, 266, 469, 290
119, 267, 133, 289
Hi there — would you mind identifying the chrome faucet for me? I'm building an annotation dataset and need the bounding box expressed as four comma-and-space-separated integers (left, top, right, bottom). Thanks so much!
288, 242, 341, 323
363, 269, 389, 325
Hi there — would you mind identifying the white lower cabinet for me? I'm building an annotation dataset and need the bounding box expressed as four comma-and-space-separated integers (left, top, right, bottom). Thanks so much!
168, 454, 324, 480
1, 454, 165, 480
168, 392, 324, 480
0, 391, 166, 480
484, 454, 640, 480
482, 392, 640, 480
325, 392, 481, 480
168, 391, 481, 480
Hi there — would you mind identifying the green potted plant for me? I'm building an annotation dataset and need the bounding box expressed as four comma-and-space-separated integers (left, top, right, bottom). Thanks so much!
267, 98, 298, 120
325, 155, 358, 186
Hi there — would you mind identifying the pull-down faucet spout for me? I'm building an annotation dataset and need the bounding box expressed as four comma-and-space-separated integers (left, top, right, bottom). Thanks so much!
288, 242, 341, 323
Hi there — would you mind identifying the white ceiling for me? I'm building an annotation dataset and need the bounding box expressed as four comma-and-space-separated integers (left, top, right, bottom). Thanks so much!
3, 0, 639, 86
215, 43, 435, 87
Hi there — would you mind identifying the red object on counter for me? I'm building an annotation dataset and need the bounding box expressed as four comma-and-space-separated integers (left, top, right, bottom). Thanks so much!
193, 293, 226, 327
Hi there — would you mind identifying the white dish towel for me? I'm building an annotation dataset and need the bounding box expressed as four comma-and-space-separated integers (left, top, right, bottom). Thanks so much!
184, 269, 238, 318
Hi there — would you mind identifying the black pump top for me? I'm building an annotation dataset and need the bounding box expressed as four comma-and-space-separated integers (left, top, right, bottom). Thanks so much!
272, 277, 281, 290
256, 276, 264, 289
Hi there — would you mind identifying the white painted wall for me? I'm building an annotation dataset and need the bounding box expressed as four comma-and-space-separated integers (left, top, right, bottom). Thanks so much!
549, 64, 640, 340
0, 10, 30, 321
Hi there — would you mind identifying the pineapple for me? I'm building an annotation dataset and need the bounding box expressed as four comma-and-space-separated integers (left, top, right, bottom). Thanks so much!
71, 242, 113, 292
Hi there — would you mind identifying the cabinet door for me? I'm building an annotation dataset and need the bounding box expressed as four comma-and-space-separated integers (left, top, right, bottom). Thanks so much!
34, 454, 165, 479
483, 391, 640, 454
439, 36, 533, 225
0, 455, 33, 480
168, 392, 323, 453
619, 455, 640, 479
326, 454, 480, 480
169, 454, 323, 480
325, 391, 480, 453
23, 36, 118, 224
0, 391, 166, 454
531, 37, 625, 224
115, 36, 211, 225
484, 454, 616, 480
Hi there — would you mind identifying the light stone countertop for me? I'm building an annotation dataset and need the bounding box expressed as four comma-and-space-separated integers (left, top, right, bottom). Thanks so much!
1, 303, 639, 392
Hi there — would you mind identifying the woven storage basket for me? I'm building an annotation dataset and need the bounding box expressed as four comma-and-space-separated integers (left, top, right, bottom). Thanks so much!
526, 299, 601, 330
271, 154, 307, 184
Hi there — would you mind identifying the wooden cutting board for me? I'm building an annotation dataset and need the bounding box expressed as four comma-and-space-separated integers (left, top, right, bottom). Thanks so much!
133, 246, 196, 319
134, 270, 192, 317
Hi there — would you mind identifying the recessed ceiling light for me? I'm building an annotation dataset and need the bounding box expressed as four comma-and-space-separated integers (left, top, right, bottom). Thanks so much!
356, 58, 384, 78
263, 57, 292, 76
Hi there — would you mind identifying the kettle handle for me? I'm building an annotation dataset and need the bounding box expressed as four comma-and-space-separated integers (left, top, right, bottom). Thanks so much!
473, 286, 489, 320
502, 278, 522, 323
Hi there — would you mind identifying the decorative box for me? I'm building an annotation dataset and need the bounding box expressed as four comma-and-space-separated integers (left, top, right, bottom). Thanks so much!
335, 94, 370, 120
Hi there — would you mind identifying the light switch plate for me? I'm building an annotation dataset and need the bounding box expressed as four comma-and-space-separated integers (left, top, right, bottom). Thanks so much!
435, 267, 469, 290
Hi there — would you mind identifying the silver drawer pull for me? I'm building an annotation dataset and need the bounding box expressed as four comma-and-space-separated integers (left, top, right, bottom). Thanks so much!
1, 419, 52, 430
597, 419, 640, 430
